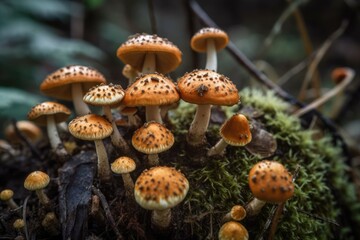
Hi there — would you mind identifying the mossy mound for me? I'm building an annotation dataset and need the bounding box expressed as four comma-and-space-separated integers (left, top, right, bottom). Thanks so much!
171, 87, 360, 239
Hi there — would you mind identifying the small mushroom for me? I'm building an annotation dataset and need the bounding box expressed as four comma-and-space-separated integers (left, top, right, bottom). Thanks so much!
218, 221, 249, 240
131, 122, 174, 166
111, 156, 136, 197
222, 205, 247, 222
24, 171, 50, 205
191, 27, 229, 71
122, 64, 139, 86
246, 160, 294, 216
42, 212, 60, 236
13, 219, 25, 232
0, 189, 19, 209
68, 114, 113, 182
134, 166, 189, 229
208, 113, 252, 156
5, 120, 43, 145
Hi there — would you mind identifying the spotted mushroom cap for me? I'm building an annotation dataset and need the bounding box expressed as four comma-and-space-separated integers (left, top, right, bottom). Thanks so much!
177, 69, 239, 105
122, 73, 179, 107
132, 121, 174, 154
191, 27, 229, 52
68, 114, 113, 141
24, 171, 50, 191
134, 166, 189, 210
111, 156, 136, 174
220, 113, 252, 146
83, 83, 125, 107
0, 189, 14, 201
218, 221, 249, 240
116, 33, 182, 74
27, 102, 71, 126
5, 120, 43, 143
40, 65, 106, 100
248, 160, 294, 203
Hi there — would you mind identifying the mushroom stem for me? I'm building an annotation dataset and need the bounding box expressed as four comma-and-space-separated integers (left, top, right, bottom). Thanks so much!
146, 105, 162, 123
121, 173, 134, 197
187, 104, 212, 146
207, 138, 228, 156
94, 139, 111, 182
103, 106, 131, 153
7, 199, 19, 209
205, 39, 217, 71
36, 189, 50, 205
152, 208, 171, 229
71, 83, 91, 116
148, 154, 160, 166
142, 53, 156, 74
245, 197, 266, 216
46, 115, 68, 156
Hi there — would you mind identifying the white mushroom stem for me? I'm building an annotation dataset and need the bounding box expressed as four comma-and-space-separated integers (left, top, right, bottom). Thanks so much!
6, 198, 19, 209
103, 106, 131, 153
152, 208, 171, 229
94, 140, 111, 182
187, 104, 212, 146
205, 39, 217, 71
71, 83, 91, 116
207, 138, 228, 156
245, 197, 266, 216
121, 173, 134, 197
142, 53, 156, 74
146, 105, 162, 123
148, 154, 160, 166
46, 115, 68, 156
36, 189, 50, 205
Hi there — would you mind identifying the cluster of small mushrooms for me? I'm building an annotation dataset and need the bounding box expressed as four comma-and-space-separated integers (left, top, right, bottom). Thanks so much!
1, 28, 295, 239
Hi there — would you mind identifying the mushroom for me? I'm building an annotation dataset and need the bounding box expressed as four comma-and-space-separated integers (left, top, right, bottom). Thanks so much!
218, 221, 249, 240
222, 205, 247, 222
0, 189, 19, 209
122, 64, 139, 86
42, 212, 60, 236
120, 107, 142, 128
40, 65, 106, 116
24, 171, 50, 205
117, 33, 182, 74
111, 156, 136, 197
134, 166, 189, 229
131, 121, 174, 166
13, 219, 25, 232
83, 83, 131, 153
207, 113, 252, 156
27, 101, 71, 157
246, 160, 294, 216
122, 73, 180, 123
191, 27, 229, 71
177, 69, 239, 146
68, 114, 113, 182
5, 120, 43, 145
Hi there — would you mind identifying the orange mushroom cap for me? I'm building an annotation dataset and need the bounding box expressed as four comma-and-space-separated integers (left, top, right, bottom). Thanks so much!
27, 102, 71, 126
218, 221, 249, 240
5, 120, 43, 143
83, 83, 125, 108
24, 171, 50, 191
220, 113, 252, 146
191, 27, 229, 52
111, 156, 136, 174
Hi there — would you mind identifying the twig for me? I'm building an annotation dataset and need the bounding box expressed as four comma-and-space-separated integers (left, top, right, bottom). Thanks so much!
147, 0, 157, 34
277, 57, 309, 85
92, 186, 124, 240
298, 20, 349, 101
23, 195, 30, 240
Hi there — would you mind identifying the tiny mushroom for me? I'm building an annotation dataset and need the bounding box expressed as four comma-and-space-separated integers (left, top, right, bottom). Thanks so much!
134, 166, 189, 229
122, 64, 139, 86
207, 113, 252, 156
111, 156, 136, 197
120, 107, 142, 128
177, 69, 239, 146
218, 221, 249, 240
222, 205, 247, 222
83, 83, 131, 153
191, 27, 229, 71
42, 212, 60, 236
24, 171, 51, 205
117, 33, 182, 74
132, 121, 174, 166
5, 120, 43, 144
13, 219, 25, 232
246, 160, 294, 216
0, 189, 19, 209
40, 65, 106, 116
122, 73, 180, 123
68, 114, 113, 182
28, 102, 71, 156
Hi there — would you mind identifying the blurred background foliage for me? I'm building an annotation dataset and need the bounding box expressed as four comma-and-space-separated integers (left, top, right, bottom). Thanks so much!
0, 0, 359, 142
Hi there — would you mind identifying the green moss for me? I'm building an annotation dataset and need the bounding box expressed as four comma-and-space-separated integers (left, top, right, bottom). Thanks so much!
170, 88, 360, 239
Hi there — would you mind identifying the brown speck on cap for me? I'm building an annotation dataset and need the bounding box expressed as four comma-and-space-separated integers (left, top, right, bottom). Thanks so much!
220, 114, 252, 146
116, 33, 182, 74
24, 171, 50, 191
27, 102, 71, 126
134, 166, 189, 210
248, 160, 294, 203
111, 156, 136, 174
177, 69, 239, 105
191, 27, 229, 52
40, 65, 106, 100
68, 114, 113, 141
83, 83, 125, 107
